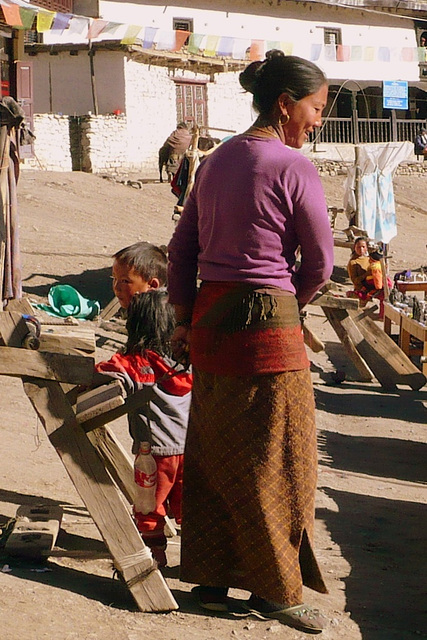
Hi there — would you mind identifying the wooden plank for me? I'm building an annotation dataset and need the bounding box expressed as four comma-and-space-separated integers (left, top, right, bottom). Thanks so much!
100, 296, 121, 321
22, 378, 178, 612
82, 385, 153, 432
312, 294, 359, 310
302, 322, 324, 353
76, 380, 125, 423
321, 306, 374, 382
87, 425, 177, 537
0, 347, 94, 384
401, 314, 427, 343
0, 310, 30, 347
87, 425, 136, 505
343, 310, 426, 391
5, 297, 34, 315
39, 324, 96, 355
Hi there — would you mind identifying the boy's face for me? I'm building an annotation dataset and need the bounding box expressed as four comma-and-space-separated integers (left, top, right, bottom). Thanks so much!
112, 259, 152, 309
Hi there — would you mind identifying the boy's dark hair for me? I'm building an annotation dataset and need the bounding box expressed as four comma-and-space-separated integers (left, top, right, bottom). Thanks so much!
125, 290, 175, 357
113, 242, 167, 286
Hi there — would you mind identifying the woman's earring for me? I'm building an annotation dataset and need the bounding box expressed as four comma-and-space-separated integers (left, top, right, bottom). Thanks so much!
279, 114, 290, 125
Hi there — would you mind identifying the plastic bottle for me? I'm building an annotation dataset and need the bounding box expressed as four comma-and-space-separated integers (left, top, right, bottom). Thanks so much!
134, 441, 157, 515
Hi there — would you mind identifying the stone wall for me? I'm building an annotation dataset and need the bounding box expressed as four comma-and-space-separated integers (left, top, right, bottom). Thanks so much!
27, 114, 72, 171
207, 72, 253, 136
76, 114, 128, 174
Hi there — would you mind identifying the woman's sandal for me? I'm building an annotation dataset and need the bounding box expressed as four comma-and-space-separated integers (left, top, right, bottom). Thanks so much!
192, 585, 229, 612
242, 596, 326, 634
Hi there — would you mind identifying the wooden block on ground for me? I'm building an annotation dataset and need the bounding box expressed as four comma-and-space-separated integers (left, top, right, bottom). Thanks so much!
76, 380, 125, 424
39, 324, 96, 355
100, 297, 121, 321
5, 504, 63, 559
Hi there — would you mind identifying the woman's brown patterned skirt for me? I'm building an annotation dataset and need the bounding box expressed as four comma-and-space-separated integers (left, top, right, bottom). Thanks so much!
180, 367, 327, 606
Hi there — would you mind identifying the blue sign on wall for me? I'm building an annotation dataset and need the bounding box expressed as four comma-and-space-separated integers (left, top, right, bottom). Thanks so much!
383, 80, 408, 110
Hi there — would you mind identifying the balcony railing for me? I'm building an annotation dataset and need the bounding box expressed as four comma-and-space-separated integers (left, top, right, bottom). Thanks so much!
310, 116, 427, 146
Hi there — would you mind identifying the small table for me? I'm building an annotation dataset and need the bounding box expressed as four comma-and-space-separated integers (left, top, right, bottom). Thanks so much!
395, 280, 427, 299
383, 302, 427, 376
400, 314, 427, 376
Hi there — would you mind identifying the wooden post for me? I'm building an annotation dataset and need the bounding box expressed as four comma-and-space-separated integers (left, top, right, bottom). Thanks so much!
354, 144, 361, 228
88, 46, 99, 116
23, 378, 178, 612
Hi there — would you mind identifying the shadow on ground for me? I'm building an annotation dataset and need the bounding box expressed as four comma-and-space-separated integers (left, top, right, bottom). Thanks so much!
315, 385, 427, 424
318, 489, 427, 640
318, 430, 427, 484
22, 266, 113, 309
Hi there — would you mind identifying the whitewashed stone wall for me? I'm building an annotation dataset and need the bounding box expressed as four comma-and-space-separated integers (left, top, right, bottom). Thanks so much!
207, 72, 254, 136
79, 114, 128, 173
124, 60, 178, 174
29, 114, 72, 171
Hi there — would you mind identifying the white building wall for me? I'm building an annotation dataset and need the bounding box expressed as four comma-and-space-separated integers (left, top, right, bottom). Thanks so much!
27, 50, 126, 116
123, 59, 177, 172
31, 114, 72, 171
42, 1, 420, 83
207, 73, 254, 136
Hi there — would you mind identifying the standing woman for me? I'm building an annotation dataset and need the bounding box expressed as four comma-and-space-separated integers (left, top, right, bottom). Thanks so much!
168, 50, 334, 634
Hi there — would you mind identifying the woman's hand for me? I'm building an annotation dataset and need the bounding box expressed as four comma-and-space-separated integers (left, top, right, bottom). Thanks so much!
171, 325, 191, 369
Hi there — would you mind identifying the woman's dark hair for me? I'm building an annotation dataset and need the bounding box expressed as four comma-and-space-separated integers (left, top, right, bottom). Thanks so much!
125, 289, 175, 357
239, 49, 327, 116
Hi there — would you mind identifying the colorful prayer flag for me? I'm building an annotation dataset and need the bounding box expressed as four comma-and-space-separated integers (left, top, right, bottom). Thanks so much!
121, 25, 142, 45
336, 45, 350, 61
232, 38, 250, 60
310, 43, 322, 61
350, 46, 363, 61
249, 39, 265, 61
18, 6, 36, 29
51, 12, 71, 32
279, 42, 293, 55
324, 44, 336, 61
1, 2, 22, 26
142, 26, 157, 48
204, 35, 220, 57
378, 46, 390, 62
36, 10, 55, 33
155, 29, 175, 51
364, 46, 375, 61
188, 33, 205, 55
174, 30, 190, 52
68, 16, 89, 36
87, 19, 109, 40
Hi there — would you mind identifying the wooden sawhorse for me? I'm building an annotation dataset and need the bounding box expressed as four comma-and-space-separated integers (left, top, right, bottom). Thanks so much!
0, 306, 177, 613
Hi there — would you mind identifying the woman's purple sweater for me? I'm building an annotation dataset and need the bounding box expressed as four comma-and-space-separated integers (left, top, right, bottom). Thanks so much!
168, 135, 334, 307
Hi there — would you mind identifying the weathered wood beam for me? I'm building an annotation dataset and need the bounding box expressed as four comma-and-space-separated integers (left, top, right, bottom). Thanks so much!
0, 347, 94, 384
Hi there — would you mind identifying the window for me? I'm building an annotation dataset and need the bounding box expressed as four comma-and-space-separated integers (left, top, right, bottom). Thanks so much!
324, 28, 342, 47
173, 18, 194, 33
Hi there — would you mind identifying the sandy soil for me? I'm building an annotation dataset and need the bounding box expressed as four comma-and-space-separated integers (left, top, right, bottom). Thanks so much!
0, 168, 426, 640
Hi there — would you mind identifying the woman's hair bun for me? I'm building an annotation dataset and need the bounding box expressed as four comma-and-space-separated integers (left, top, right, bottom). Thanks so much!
239, 60, 263, 94
265, 49, 286, 62
239, 50, 286, 93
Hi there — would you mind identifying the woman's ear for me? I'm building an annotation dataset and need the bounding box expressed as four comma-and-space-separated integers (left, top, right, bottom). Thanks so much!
277, 92, 292, 115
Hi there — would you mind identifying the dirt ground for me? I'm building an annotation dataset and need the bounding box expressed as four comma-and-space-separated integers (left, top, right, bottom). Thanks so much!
0, 167, 426, 640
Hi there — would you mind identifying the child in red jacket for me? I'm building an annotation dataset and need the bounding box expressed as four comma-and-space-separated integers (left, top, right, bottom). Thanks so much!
96, 289, 192, 567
